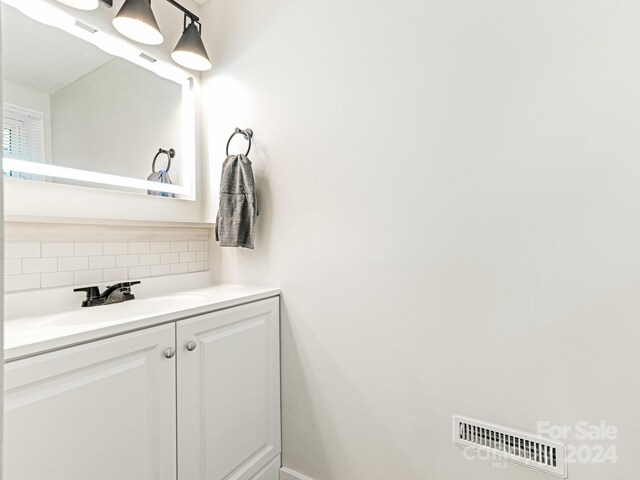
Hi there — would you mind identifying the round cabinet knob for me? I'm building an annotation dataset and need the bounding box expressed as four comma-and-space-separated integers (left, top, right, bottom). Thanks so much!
186, 340, 197, 352
163, 347, 176, 359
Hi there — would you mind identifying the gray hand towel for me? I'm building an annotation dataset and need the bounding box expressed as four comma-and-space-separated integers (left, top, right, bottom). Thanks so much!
215, 154, 258, 249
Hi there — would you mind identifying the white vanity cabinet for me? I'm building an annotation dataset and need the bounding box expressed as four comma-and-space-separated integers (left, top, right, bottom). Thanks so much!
177, 297, 281, 480
4, 323, 177, 480
3, 297, 281, 480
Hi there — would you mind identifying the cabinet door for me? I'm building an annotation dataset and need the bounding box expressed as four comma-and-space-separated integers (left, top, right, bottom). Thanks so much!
177, 297, 281, 480
4, 324, 177, 480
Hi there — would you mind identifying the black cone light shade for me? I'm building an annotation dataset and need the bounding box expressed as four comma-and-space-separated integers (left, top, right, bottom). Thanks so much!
113, 0, 164, 45
171, 22, 212, 71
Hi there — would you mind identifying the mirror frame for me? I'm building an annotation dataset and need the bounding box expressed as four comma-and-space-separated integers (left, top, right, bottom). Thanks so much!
1, 0, 197, 200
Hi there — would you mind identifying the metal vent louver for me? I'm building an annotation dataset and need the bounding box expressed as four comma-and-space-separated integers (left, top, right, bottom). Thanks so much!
453, 415, 567, 478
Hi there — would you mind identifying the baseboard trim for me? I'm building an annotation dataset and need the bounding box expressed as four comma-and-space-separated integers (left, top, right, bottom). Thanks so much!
280, 466, 317, 480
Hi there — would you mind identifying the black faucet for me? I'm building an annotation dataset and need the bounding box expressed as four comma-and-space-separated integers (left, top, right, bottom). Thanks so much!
74, 281, 141, 307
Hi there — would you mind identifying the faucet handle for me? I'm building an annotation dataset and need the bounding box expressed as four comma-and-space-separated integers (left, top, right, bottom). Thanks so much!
106, 281, 141, 293
74, 286, 102, 307
74, 286, 101, 299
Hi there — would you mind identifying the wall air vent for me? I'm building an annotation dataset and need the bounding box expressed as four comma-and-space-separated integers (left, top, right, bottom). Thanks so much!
453, 415, 567, 478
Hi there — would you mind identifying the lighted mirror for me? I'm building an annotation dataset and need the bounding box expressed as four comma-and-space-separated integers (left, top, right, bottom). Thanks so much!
1, 0, 196, 198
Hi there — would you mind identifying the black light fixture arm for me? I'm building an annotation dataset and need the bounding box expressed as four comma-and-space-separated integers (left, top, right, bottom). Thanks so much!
182, 14, 202, 33
165, 0, 199, 23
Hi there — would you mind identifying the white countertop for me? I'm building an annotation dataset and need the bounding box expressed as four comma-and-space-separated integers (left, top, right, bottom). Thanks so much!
4, 284, 280, 361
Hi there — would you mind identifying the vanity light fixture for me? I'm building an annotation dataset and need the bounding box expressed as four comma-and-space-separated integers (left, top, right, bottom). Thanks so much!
110, 0, 212, 71
53, 0, 212, 71
113, 0, 164, 45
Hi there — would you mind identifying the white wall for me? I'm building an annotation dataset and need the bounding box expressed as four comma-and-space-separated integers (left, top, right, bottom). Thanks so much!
202, 1, 640, 479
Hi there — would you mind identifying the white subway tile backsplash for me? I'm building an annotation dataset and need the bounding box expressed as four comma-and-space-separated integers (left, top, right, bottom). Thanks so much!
139, 253, 160, 266
89, 256, 116, 269
189, 241, 205, 252
74, 269, 102, 285
6, 274, 41, 291
161, 252, 180, 264
150, 264, 171, 277
103, 243, 128, 255
188, 261, 205, 272
103, 268, 128, 282
171, 241, 188, 252
42, 243, 74, 257
6, 243, 40, 259
180, 251, 197, 263
5, 234, 210, 292
128, 242, 150, 254
23, 258, 58, 274
171, 263, 189, 274
150, 242, 171, 253
116, 255, 139, 268
58, 257, 89, 272
41, 271, 74, 288
129, 266, 151, 279
5, 259, 22, 275
75, 243, 102, 256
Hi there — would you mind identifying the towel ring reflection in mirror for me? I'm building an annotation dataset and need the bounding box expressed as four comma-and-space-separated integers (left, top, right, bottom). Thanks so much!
226, 128, 253, 157
153, 148, 175, 173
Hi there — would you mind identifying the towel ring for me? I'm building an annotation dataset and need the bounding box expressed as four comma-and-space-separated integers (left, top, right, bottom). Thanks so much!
153, 148, 175, 173
226, 128, 253, 157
